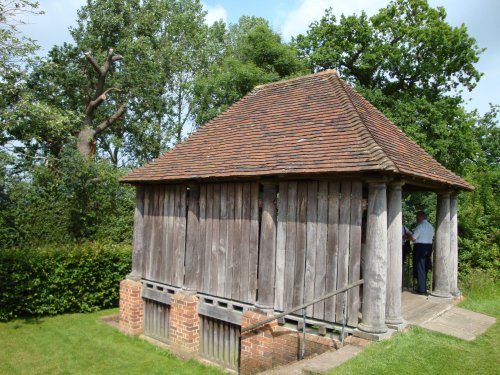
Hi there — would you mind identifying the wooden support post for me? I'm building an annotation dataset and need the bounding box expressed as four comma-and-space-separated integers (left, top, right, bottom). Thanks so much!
431, 192, 452, 300
385, 182, 406, 330
255, 182, 278, 312
358, 182, 389, 335
184, 185, 201, 291
128, 186, 144, 281
450, 193, 460, 296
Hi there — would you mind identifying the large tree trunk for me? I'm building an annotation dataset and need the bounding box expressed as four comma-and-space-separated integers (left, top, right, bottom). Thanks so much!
77, 48, 127, 158
77, 126, 95, 157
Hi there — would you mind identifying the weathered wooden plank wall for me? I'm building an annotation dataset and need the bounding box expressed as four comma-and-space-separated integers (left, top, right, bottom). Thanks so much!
140, 179, 362, 325
273, 180, 362, 324
142, 185, 187, 286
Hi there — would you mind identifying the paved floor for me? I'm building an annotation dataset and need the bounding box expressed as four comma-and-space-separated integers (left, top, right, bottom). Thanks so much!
402, 291, 496, 340
401, 291, 453, 325
420, 305, 496, 341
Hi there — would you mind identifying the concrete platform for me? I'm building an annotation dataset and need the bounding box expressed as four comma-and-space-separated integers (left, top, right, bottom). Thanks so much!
401, 291, 453, 325
402, 291, 496, 340
420, 306, 496, 341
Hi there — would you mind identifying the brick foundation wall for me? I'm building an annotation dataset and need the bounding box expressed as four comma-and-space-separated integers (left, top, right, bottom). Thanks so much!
240, 310, 336, 374
169, 292, 200, 353
119, 278, 144, 335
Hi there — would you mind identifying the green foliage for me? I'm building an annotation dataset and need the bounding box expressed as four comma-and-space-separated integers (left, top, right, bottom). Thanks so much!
0, 1, 43, 101
192, 16, 307, 126
0, 242, 131, 321
0, 149, 134, 248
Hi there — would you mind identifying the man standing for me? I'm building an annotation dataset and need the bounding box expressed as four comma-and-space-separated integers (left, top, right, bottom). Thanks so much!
411, 211, 435, 294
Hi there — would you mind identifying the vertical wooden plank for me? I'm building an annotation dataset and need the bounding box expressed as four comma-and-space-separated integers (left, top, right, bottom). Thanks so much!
336, 181, 351, 322
130, 186, 145, 279
231, 183, 243, 300
275, 182, 288, 311
225, 184, 235, 298
314, 181, 328, 319
160, 186, 170, 285
210, 184, 221, 295
166, 185, 176, 284
156, 187, 166, 284
203, 184, 213, 293
198, 185, 207, 291
256, 183, 278, 309
304, 181, 318, 316
348, 181, 363, 326
248, 182, 260, 303
185, 185, 200, 291
172, 185, 187, 287
239, 183, 251, 303
142, 187, 152, 279
149, 186, 161, 281
229, 324, 234, 367
325, 182, 340, 322
293, 182, 307, 308
218, 184, 228, 296
283, 182, 297, 310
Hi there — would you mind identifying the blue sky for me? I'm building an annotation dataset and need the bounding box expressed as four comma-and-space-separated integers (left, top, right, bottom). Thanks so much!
22, 0, 499, 115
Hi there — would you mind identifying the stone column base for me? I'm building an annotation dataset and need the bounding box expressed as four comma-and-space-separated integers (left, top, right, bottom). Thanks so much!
352, 328, 395, 341
428, 294, 453, 303
119, 278, 144, 335
169, 291, 200, 354
386, 320, 408, 332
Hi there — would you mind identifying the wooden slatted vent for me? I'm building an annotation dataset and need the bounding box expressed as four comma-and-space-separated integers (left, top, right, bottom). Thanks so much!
144, 299, 170, 343
199, 314, 240, 370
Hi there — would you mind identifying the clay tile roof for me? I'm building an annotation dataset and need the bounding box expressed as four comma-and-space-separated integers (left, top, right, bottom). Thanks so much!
121, 70, 472, 191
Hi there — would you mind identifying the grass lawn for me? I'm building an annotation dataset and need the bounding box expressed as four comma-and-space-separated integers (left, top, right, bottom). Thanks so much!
329, 271, 499, 375
0, 309, 225, 375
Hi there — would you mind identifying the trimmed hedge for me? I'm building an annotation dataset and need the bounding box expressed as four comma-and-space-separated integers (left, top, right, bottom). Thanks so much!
0, 242, 131, 321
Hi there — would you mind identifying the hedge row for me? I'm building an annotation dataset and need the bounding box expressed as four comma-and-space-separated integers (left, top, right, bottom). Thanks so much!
0, 242, 131, 321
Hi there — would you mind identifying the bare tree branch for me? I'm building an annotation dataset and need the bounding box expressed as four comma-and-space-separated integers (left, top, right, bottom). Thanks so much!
84, 52, 102, 75
94, 103, 128, 135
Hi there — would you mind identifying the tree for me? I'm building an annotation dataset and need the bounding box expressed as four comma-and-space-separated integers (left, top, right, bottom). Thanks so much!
70, 0, 222, 163
76, 48, 126, 158
3, 0, 221, 166
192, 16, 308, 127
295, 0, 484, 172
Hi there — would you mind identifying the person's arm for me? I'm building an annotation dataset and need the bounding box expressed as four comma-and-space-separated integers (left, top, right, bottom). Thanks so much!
411, 225, 420, 242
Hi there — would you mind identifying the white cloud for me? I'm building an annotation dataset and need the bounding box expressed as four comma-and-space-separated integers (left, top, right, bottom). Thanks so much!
280, 0, 387, 40
203, 3, 228, 25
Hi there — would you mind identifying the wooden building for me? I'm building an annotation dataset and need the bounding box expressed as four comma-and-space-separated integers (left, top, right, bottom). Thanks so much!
119, 70, 472, 373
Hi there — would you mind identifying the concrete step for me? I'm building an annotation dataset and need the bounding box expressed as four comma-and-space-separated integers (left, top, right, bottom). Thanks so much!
259, 338, 369, 375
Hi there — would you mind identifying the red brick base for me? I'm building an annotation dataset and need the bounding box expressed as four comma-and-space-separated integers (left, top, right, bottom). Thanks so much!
169, 292, 200, 353
119, 278, 144, 335
240, 310, 336, 374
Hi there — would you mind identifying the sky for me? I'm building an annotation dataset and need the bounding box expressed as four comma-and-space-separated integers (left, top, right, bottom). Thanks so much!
21, 0, 500, 115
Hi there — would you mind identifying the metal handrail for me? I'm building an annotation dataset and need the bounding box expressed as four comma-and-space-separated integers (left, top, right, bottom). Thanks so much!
241, 279, 364, 334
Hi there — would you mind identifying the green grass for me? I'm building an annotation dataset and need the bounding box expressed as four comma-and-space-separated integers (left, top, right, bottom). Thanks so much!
0, 309, 224, 375
329, 270, 499, 375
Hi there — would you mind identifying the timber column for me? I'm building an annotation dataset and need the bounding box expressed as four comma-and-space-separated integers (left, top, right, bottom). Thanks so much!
385, 182, 406, 330
450, 193, 460, 296
357, 181, 389, 336
431, 192, 452, 300
119, 186, 145, 335
184, 185, 201, 292
255, 182, 278, 311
